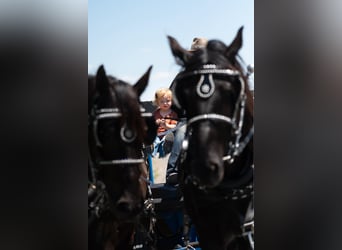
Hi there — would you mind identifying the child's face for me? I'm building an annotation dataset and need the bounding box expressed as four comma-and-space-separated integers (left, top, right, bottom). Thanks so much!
158, 95, 172, 111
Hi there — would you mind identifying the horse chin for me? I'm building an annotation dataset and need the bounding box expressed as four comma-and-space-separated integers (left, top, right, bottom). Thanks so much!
115, 210, 140, 222
198, 174, 223, 189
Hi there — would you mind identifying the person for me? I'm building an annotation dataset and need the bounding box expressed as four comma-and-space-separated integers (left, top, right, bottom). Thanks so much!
165, 37, 208, 184
188, 37, 208, 51
151, 88, 178, 158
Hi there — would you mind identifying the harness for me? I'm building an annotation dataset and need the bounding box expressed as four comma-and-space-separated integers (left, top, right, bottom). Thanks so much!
173, 64, 254, 248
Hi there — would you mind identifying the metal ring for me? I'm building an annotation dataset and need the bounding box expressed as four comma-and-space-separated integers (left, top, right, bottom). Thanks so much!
120, 123, 137, 143
196, 74, 215, 98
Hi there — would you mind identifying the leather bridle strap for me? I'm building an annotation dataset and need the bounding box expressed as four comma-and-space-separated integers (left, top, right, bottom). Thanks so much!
175, 65, 241, 79
187, 113, 235, 128
98, 158, 144, 166
89, 105, 153, 167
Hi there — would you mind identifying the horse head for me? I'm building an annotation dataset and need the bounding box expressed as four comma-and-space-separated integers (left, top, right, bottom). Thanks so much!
168, 27, 254, 189
88, 65, 155, 221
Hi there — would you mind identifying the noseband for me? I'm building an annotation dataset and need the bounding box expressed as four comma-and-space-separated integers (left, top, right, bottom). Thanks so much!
175, 64, 254, 165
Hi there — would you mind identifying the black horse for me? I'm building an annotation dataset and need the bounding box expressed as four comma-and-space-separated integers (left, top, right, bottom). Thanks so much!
88, 65, 157, 250
167, 27, 254, 249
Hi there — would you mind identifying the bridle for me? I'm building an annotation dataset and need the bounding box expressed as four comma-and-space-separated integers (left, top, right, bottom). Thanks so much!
89, 106, 153, 166
88, 105, 153, 219
173, 64, 254, 165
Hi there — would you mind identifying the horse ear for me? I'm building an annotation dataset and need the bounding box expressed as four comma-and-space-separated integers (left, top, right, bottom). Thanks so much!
225, 27, 243, 62
95, 65, 110, 94
133, 65, 152, 97
167, 36, 191, 66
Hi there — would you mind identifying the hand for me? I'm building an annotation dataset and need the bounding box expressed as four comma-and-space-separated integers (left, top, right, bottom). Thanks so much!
156, 118, 165, 126
160, 118, 166, 127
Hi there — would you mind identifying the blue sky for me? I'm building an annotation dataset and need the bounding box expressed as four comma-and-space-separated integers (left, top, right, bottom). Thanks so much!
88, 0, 254, 101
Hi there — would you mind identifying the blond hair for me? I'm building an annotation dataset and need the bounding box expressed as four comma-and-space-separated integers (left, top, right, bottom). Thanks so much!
153, 88, 173, 106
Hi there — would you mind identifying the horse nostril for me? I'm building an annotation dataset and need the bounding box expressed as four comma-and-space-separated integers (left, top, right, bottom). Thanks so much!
116, 201, 143, 215
208, 162, 219, 172
192, 176, 199, 186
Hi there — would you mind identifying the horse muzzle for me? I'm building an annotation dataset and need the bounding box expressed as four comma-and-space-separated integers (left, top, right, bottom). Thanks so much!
114, 197, 143, 221
190, 158, 224, 188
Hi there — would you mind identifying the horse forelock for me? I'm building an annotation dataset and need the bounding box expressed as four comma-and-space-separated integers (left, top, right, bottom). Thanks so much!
185, 40, 232, 70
